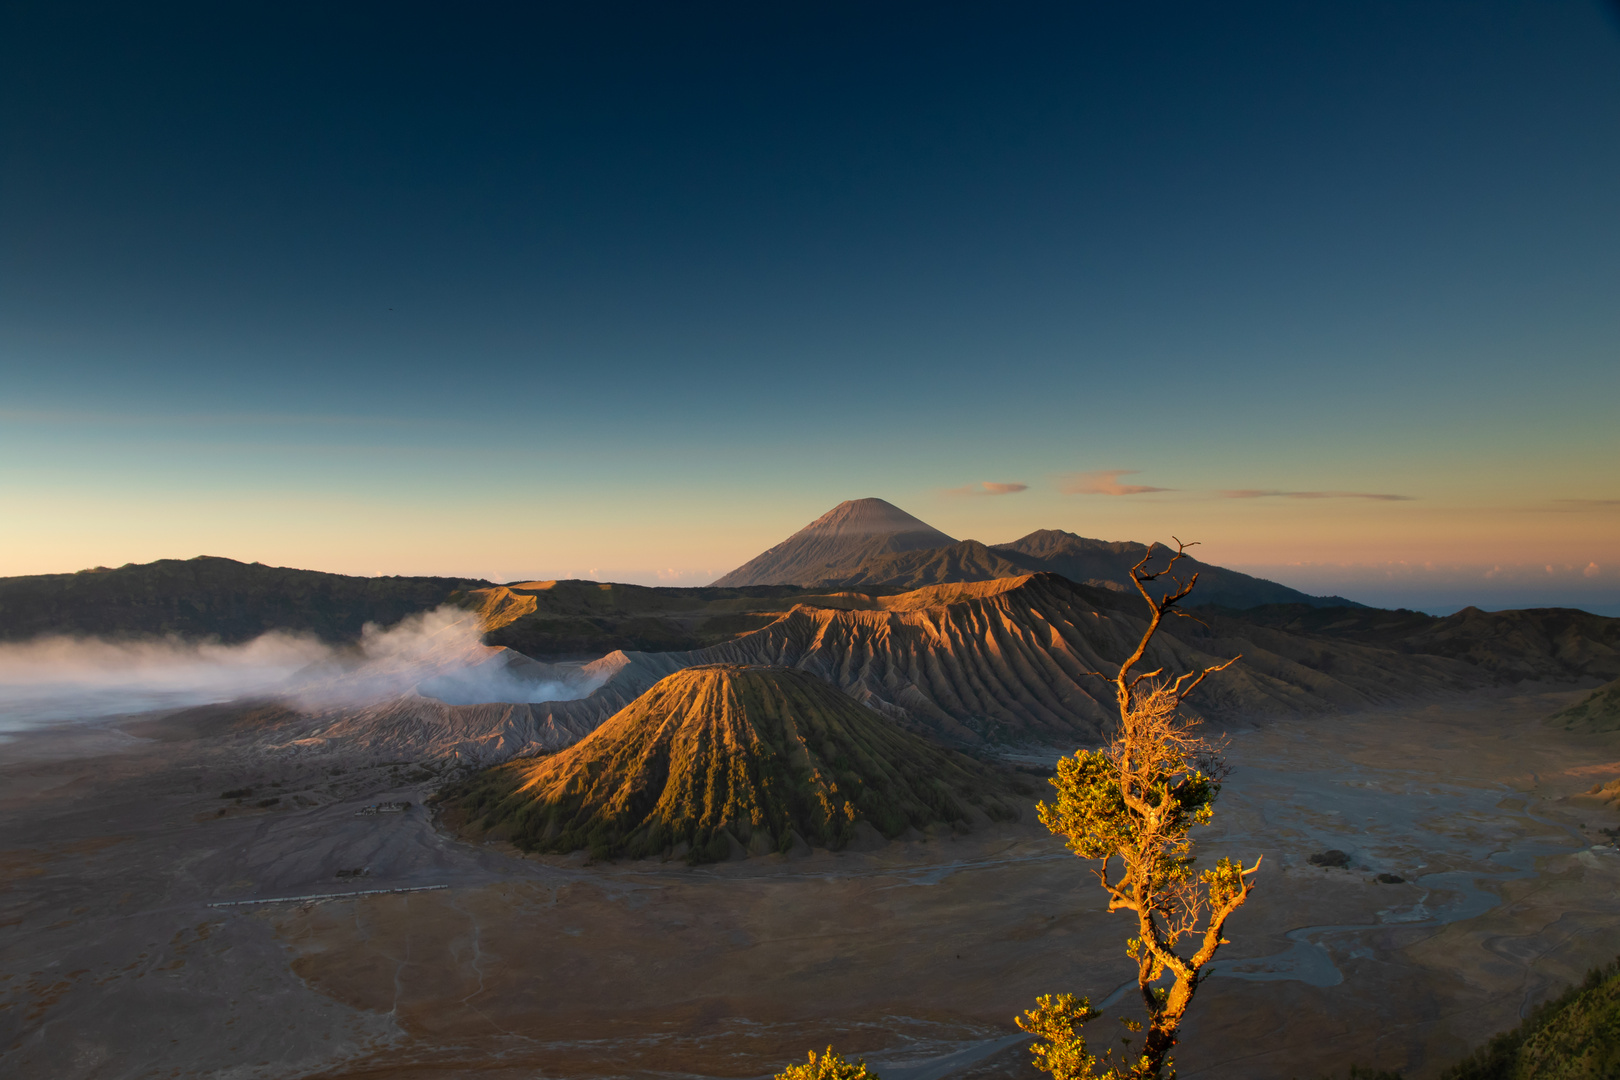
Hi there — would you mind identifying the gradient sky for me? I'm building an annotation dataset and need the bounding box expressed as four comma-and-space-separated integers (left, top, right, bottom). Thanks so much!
3, 1, 1618, 614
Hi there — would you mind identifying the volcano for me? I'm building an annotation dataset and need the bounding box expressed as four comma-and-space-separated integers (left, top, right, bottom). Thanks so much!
710, 498, 957, 587
442, 664, 1020, 861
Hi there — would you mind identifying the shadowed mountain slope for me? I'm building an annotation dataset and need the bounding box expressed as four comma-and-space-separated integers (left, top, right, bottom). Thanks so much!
813, 528, 1360, 609
711, 498, 957, 588
1230, 603, 1620, 683
473, 578, 850, 657
807, 539, 1028, 592
440, 664, 1021, 861
990, 530, 1362, 609
0, 556, 488, 643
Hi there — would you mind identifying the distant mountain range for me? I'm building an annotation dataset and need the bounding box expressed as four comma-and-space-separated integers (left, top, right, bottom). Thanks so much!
0, 500, 1356, 650
0, 556, 486, 643
710, 498, 1362, 609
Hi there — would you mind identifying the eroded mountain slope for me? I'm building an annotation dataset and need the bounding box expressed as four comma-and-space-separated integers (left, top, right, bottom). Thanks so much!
438, 664, 1021, 861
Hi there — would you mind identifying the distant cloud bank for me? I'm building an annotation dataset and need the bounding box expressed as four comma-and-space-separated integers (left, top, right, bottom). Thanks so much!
1220, 489, 1414, 501
1232, 559, 1619, 616
945, 481, 1028, 497
1059, 470, 1171, 496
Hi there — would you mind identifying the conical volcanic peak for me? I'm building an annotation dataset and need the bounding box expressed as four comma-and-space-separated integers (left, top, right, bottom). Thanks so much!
441, 664, 1019, 862
711, 498, 957, 587
798, 498, 949, 539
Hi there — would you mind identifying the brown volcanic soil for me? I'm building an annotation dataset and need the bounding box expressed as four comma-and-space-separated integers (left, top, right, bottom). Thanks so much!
4, 688, 1620, 1080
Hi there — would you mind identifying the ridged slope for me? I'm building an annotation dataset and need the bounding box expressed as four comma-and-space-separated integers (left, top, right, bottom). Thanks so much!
711, 499, 957, 587
693, 574, 1485, 744
443, 664, 1019, 861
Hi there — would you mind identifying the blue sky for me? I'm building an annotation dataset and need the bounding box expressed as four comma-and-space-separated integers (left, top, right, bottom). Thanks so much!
2, 2, 1618, 613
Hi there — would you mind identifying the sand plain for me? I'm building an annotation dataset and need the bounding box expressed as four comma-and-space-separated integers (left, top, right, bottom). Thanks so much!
2, 686, 1618, 1080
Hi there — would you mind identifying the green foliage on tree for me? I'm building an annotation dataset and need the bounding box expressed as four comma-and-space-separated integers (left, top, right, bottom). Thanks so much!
774, 1046, 881, 1080
1016, 993, 1126, 1080
1020, 540, 1257, 1080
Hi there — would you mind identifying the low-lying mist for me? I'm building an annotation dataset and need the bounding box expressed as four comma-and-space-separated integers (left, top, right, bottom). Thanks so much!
0, 606, 606, 736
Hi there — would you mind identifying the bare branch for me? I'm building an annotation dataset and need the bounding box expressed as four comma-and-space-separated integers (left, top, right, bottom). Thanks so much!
1169, 655, 1241, 706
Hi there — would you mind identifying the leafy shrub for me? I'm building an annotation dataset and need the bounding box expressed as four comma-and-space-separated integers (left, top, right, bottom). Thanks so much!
774, 1046, 880, 1080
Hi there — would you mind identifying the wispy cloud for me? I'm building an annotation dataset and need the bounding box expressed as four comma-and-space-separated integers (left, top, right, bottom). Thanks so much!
1554, 498, 1620, 508
945, 481, 1029, 497
1059, 470, 1171, 496
1219, 489, 1413, 501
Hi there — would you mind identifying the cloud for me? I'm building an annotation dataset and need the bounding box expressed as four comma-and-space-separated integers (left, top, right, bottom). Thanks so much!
945, 481, 1029, 497
0, 605, 605, 735
1555, 499, 1620, 508
1587, 562, 1602, 578
1219, 489, 1413, 501
1059, 470, 1171, 496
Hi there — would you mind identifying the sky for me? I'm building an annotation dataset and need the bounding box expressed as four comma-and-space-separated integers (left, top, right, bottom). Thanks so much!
2, 1, 1618, 615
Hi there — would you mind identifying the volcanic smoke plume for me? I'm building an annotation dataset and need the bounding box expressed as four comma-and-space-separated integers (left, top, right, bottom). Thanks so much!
0, 605, 601, 735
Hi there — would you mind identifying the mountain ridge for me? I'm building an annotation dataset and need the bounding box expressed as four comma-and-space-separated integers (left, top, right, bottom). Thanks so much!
712, 501, 1360, 609
0, 556, 489, 643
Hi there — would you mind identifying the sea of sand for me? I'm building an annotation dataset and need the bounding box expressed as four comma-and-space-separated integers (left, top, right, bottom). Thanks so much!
2, 686, 1618, 1080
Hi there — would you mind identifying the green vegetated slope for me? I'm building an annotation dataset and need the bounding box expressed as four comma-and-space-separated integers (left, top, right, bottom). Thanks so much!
1437, 957, 1620, 1079
1551, 677, 1620, 733
0, 556, 487, 643
440, 664, 1023, 862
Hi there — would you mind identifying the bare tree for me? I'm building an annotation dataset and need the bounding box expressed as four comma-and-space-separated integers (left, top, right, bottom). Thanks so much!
1020, 540, 1259, 1080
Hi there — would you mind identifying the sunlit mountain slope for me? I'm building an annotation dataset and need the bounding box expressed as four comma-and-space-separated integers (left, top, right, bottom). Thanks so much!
439, 664, 1021, 861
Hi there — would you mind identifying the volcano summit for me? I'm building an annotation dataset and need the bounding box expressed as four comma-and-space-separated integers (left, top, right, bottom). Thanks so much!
711, 498, 957, 588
